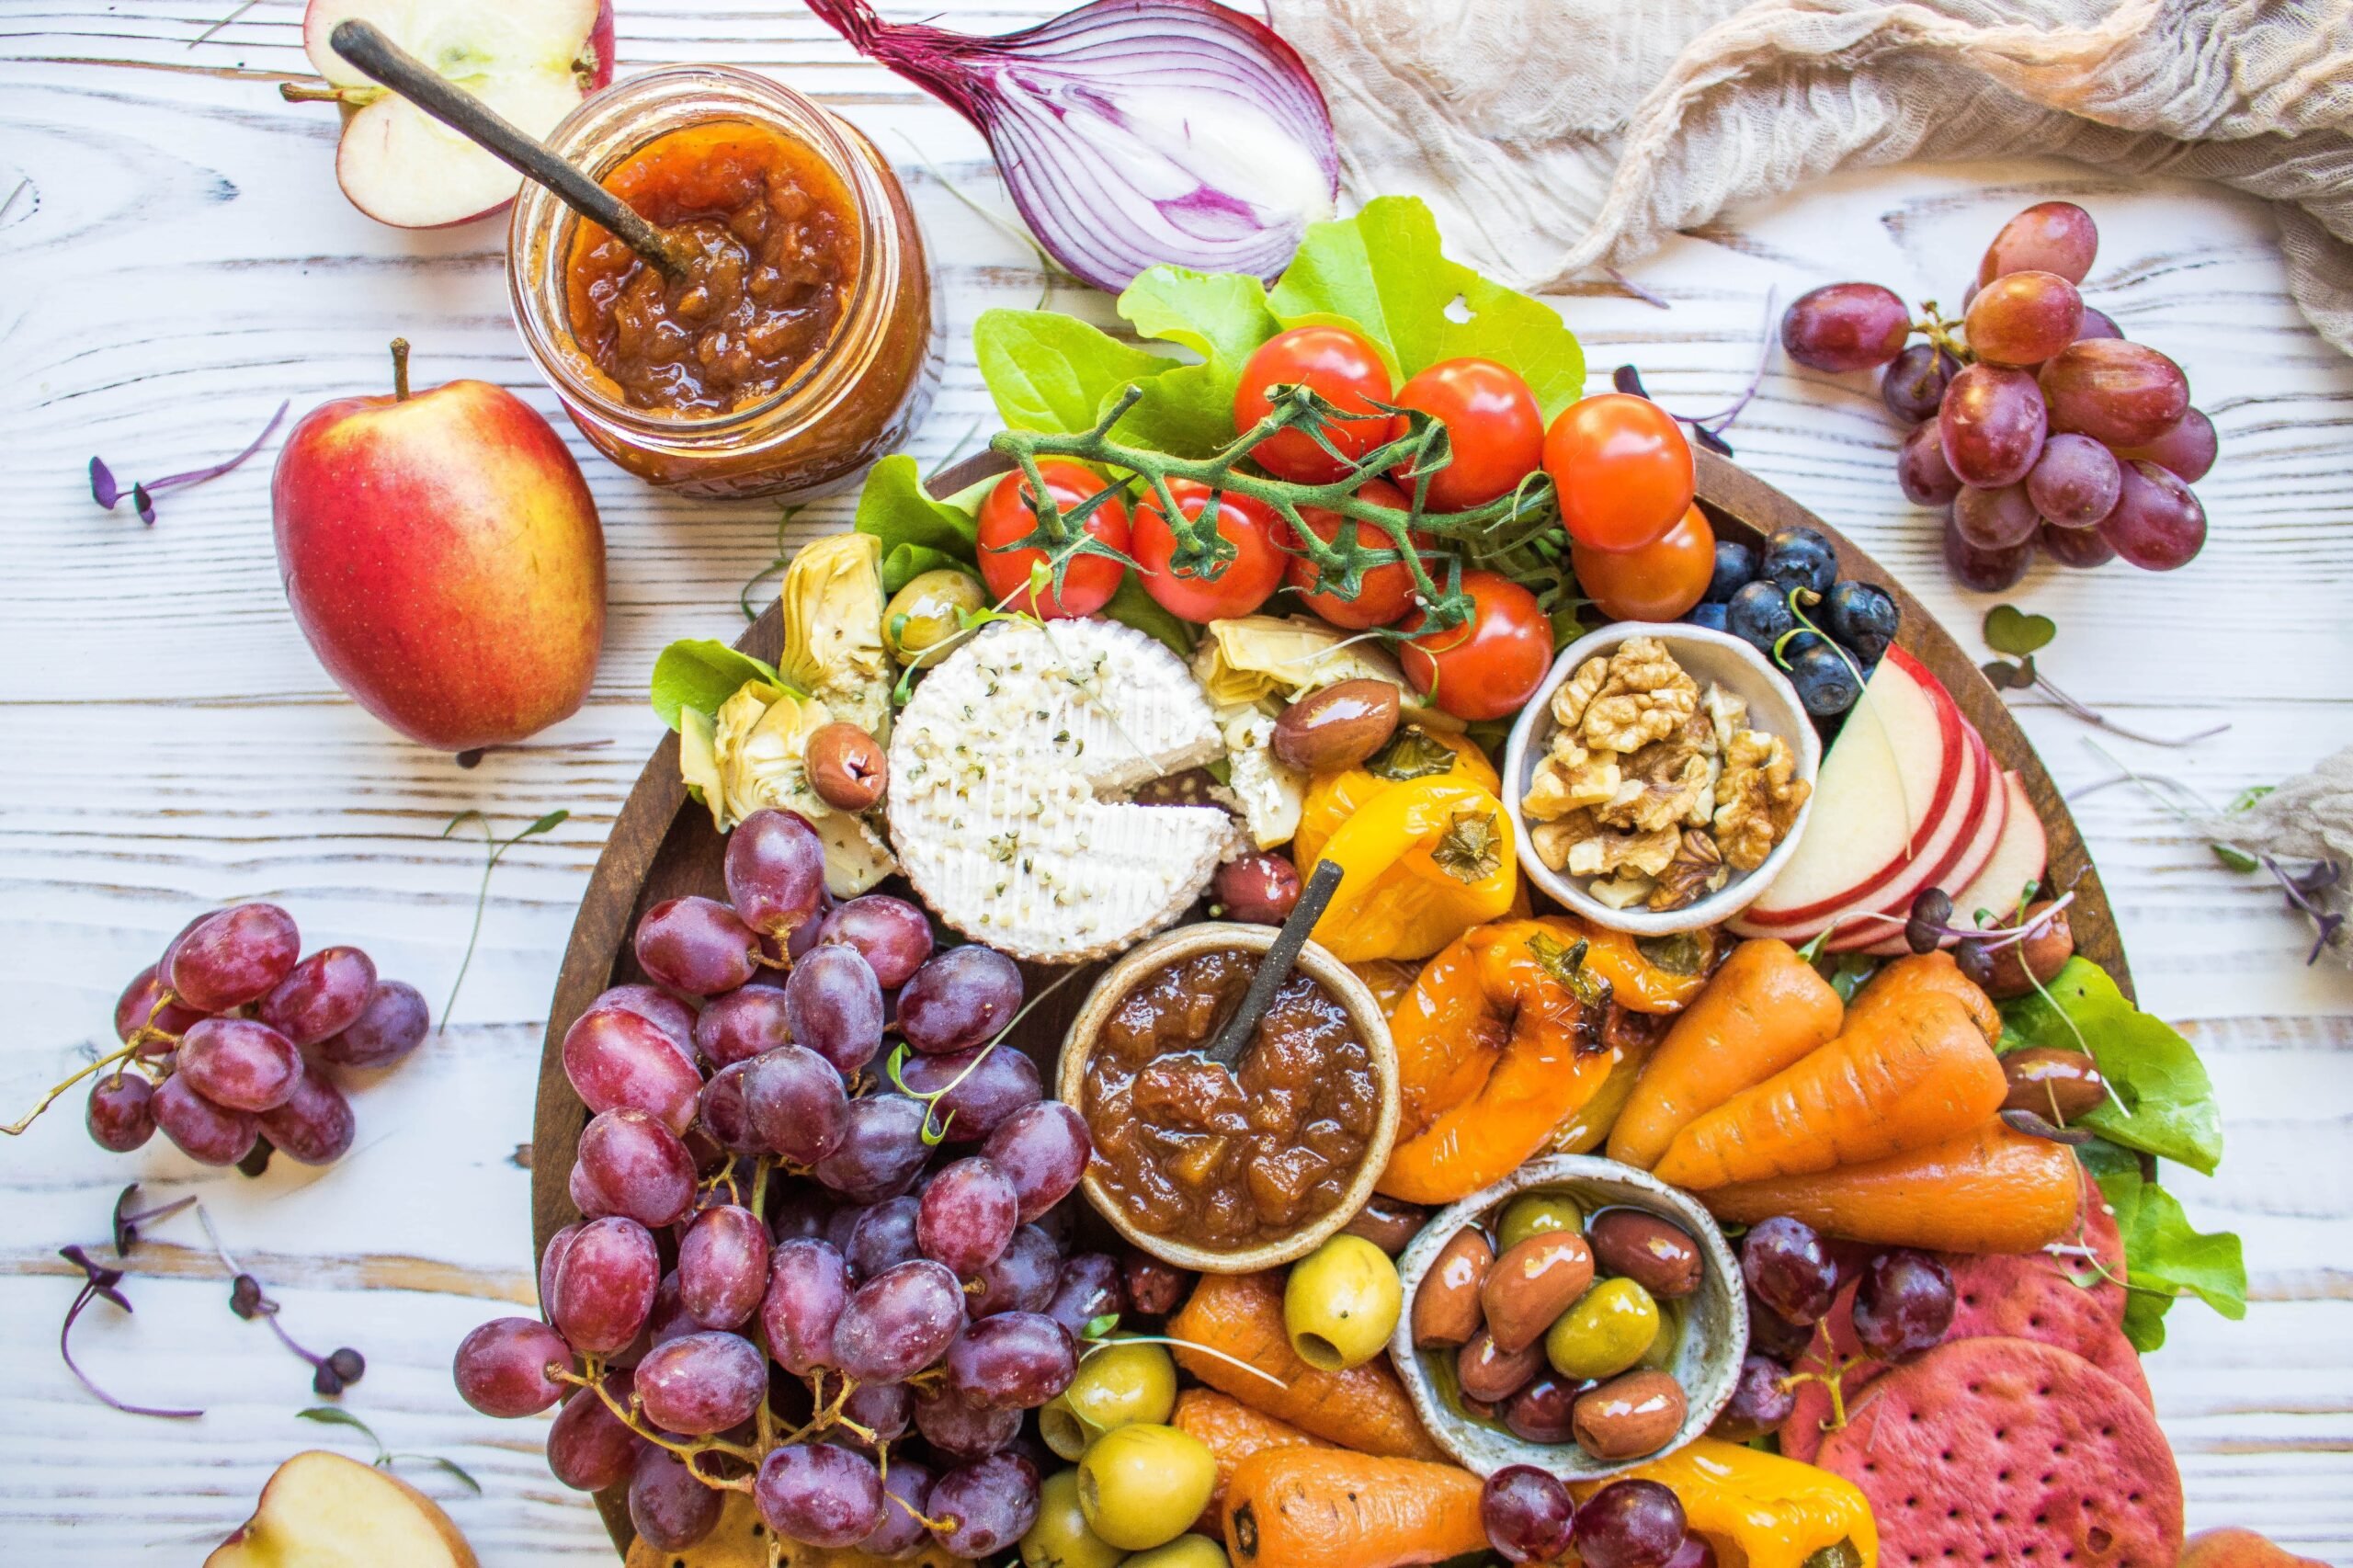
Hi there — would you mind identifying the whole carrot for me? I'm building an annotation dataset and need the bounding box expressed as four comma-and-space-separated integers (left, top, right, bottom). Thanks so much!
1847, 950, 2001, 1045
1223, 1449, 1487, 1568
1175, 1389, 1324, 1533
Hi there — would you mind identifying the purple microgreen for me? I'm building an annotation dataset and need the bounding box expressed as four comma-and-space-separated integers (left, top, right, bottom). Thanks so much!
1983, 606, 2223, 747
1611, 290, 1776, 457
132, 485, 156, 526
438, 808, 570, 1033
61, 1278, 202, 1419
86, 401, 288, 526
112, 1184, 197, 1255
88, 458, 120, 509
2000, 1107, 2094, 1146
1613, 365, 1649, 397
1605, 267, 1672, 311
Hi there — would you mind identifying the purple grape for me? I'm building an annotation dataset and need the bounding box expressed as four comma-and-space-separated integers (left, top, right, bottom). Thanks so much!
176, 1017, 304, 1112
86, 1072, 156, 1153
574, 1108, 697, 1228
893, 1046, 1041, 1144
1710, 1353, 1797, 1441
168, 903, 300, 1012
1953, 481, 2041, 551
151, 1073, 258, 1165
258, 947, 377, 1048
943, 1312, 1076, 1409
1483, 1464, 1577, 1564
1745, 1290, 1812, 1362
824, 1203, 869, 1256
1573, 1478, 1688, 1568
814, 894, 935, 988
312, 979, 430, 1068
1502, 1370, 1586, 1445
979, 1101, 1090, 1222
786, 943, 886, 1074
839, 1379, 914, 1451
2100, 460, 2207, 570
551, 1215, 661, 1354
786, 887, 835, 964
562, 1004, 704, 1135
1939, 364, 2046, 487
914, 1385, 1024, 1460
679, 1204, 771, 1330
1741, 1216, 1837, 1327
1880, 343, 1958, 424
540, 1223, 578, 1324
919, 1157, 1019, 1277
1963, 269, 2082, 367
634, 1329, 767, 1434
2024, 431, 2121, 528
256, 1070, 356, 1165
1941, 508, 2032, 592
547, 1370, 640, 1491
897, 945, 1024, 1056
2040, 518, 2118, 569
929, 1452, 1040, 1558
726, 809, 828, 942
767, 1180, 831, 1244
2075, 306, 2123, 341
846, 1195, 923, 1281
1780, 282, 1910, 372
645, 1269, 697, 1352
813, 1094, 928, 1199
115, 964, 207, 1052
635, 895, 760, 996
740, 1043, 851, 1166
1042, 1253, 1124, 1339
2117, 406, 2216, 482
762, 1238, 850, 1376
1981, 200, 2097, 285
859, 1456, 936, 1556
594, 983, 699, 1055
630, 1445, 722, 1552
1896, 418, 1961, 506
1853, 1248, 1958, 1359
691, 984, 792, 1070
832, 1259, 965, 1382
698, 1059, 761, 1153
756, 1441, 885, 1548
972, 1224, 1061, 1318
2040, 339, 2189, 447
453, 1316, 572, 1416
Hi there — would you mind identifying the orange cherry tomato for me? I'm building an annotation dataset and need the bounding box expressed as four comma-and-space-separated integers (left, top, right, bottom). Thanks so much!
975, 459, 1131, 619
1233, 326, 1394, 484
1542, 392, 1695, 553
1388, 358, 1544, 512
1400, 569, 1552, 722
1132, 479, 1287, 623
1284, 478, 1433, 630
1571, 504, 1715, 623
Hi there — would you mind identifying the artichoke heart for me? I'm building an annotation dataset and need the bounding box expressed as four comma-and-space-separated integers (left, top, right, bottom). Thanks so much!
778, 532, 893, 742
691, 679, 896, 897
1193, 614, 1461, 728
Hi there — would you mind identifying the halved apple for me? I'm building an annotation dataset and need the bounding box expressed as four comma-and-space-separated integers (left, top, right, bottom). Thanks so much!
207, 1449, 477, 1568
293, 0, 615, 228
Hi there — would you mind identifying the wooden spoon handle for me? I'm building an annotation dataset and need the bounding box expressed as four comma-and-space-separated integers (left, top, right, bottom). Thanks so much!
1204, 859, 1347, 1070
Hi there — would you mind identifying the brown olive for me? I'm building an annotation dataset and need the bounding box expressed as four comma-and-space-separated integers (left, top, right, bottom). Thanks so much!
1411, 1228, 1492, 1349
1342, 1194, 1430, 1257
1482, 1232, 1597, 1355
1503, 1369, 1589, 1444
1587, 1209, 1703, 1301
1979, 898, 2075, 998
1117, 1248, 1193, 1317
805, 722, 887, 811
1456, 1325, 1544, 1404
1270, 680, 1402, 773
1214, 852, 1302, 925
1571, 1368, 1688, 1460
2000, 1045, 2107, 1124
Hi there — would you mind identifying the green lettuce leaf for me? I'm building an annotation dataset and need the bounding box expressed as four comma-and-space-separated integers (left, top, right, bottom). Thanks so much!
650, 640, 780, 732
2001, 958, 2222, 1175
1100, 571, 1197, 659
851, 454, 980, 593
1109, 267, 1284, 457
2079, 1141, 2247, 1352
974, 309, 1175, 436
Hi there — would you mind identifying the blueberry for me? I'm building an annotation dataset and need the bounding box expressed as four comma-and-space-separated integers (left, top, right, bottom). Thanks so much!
1683, 601, 1730, 633
1823, 580, 1900, 665
1725, 580, 1793, 656
1763, 528, 1838, 598
1786, 641, 1862, 717
1778, 629, 1825, 663
1706, 541, 1758, 603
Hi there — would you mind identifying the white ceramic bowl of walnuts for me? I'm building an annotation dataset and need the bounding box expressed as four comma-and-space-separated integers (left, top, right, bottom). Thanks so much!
1502, 623, 1820, 936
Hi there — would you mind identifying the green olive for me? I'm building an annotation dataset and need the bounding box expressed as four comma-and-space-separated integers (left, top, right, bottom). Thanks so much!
1022, 1469, 1128, 1568
1040, 1392, 1100, 1460
884, 568, 985, 667
1122, 1536, 1233, 1568
1077, 1424, 1217, 1552
1496, 1190, 1585, 1253
1064, 1338, 1177, 1435
1545, 1275, 1660, 1381
1283, 1233, 1404, 1371
1638, 1298, 1685, 1373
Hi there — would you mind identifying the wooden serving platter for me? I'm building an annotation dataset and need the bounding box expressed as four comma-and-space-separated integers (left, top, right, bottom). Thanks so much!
531, 449, 2131, 1554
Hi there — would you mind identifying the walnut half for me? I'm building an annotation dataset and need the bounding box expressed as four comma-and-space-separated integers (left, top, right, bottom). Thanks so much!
1648, 830, 1728, 912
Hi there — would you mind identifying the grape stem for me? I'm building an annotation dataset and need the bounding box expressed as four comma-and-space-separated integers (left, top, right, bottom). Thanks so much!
4, 1038, 144, 1136
1913, 301, 1971, 365
559, 1363, 760, 1471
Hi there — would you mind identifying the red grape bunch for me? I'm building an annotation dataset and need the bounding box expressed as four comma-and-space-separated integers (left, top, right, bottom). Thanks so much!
21, 902, 430, 1169
1781, 201, 2213, 590
453, 806, 1108, 1560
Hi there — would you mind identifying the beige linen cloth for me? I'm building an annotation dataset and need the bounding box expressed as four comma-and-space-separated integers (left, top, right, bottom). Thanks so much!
1269, 0, 2353, 356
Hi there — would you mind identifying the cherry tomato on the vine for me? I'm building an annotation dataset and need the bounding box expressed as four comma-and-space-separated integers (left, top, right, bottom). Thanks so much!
1571, 503, 1715, 623
1233, 326, 1394, 485
1132, 480, 1286, 623
1542, 392, 1694, 553
1284, 479, 1433, 630
976, 460, 1131, 619
1387, 358, 1544, 512
1401, 569, 1552, 722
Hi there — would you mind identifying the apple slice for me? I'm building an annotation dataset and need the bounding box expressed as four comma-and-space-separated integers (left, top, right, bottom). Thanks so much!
1946, 770, 2050, 924
1822, 717, 1996, 952
1853, 735, 2011, 954
299, 0, 615, 228
207, 1449, 477, 1568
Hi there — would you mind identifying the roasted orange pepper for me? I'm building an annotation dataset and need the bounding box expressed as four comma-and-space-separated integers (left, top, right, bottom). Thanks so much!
1575, 1437, 1878, 1568
1578, 923, 1720, 1014
1293, 748, 1516, 963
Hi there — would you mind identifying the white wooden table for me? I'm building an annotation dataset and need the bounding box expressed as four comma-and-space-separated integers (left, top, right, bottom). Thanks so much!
5, 3, 2350, 1562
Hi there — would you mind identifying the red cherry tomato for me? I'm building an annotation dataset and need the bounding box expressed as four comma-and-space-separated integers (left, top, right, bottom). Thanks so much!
1542, 392, 1695, 553
1284, 479, 1434, 630
1571, 504, 1716, 623
1233, 326, 1394, 484
976, 460, 1131, 619
1387, 358, 1544, 512
1132, 480, 1286, 623
1401, 569, 1552, 722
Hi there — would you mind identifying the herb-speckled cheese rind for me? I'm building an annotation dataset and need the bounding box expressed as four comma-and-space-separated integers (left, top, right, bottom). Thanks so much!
886, 619, 1238, 962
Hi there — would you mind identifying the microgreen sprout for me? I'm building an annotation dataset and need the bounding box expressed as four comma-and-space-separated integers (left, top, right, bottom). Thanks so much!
89, 401, 288, 526
190, 1197, 367, 1395
296, 1407, 481, 1493
1980, 604, 2225, 747
885, 966, 1082, 1143
438, 808, 570, 1031
1611, 289, 1777, 457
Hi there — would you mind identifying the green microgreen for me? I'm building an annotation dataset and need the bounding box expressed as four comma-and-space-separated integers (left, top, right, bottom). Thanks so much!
438, 809, 570, 1033
1980, 605, 2224, 747
298, 1407, 481, 1493
886, 965, 1083, 1144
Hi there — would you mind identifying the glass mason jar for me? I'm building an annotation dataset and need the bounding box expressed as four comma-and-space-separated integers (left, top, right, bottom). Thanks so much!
509, 65, 938, 501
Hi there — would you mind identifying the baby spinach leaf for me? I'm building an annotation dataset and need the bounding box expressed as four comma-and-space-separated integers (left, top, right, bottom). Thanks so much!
2002, 958, 2222, 1175
650, 640, 780, 732
2079, 1141, 2246, 1352
975, 308, 1175, 435
852, 454, 979, 592
1109, 266, 1284, 457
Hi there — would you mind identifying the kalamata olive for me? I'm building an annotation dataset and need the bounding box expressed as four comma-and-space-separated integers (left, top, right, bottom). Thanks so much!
2000, 1045, 2107, 1123
1503, 1369, 1589, 1444
1571, 1369, 1688, 1461
805, 723, 887, 812
1979, 898, 2075, 997
1457, 1326, 1544, 1403
1587, 1210, 1703, 1301
1214, 853, 1302, 926
1482, 1233, 1597, 1355
1270, 679, 1402, 773
1117, 1248, 1192, 1317
1341, 1194, 1429, 1256
1412, 1228, 1493, 1348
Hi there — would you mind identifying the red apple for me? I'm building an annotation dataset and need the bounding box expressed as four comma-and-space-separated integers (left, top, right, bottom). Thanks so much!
287, 0, 616, 229
273, 340, 605, 753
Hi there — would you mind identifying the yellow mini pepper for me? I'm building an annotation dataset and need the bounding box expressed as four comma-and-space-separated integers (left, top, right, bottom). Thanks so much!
1576, 1437, 1878, 1568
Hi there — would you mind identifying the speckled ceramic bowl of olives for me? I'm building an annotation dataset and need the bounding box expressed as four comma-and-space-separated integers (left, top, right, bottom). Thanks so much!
1388, 1153, 1746, 1482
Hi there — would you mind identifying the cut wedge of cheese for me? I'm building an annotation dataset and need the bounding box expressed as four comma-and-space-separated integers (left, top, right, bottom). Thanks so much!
887, 617, 1239, 962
